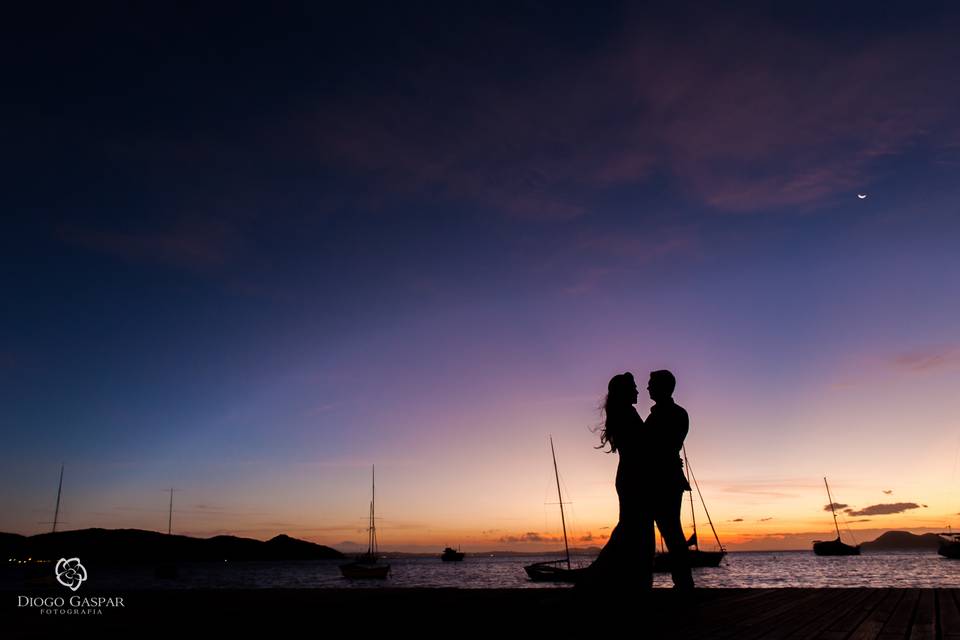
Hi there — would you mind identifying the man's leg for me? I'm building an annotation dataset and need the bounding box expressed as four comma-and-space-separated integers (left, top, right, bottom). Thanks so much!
654, 488, 694, 590
637, 515, 655, 589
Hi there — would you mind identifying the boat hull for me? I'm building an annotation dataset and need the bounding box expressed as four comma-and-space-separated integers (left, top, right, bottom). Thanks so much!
654, 549, 726, 572
813, 538, 861, 556
441, 548, 465, 561
339, 562, 391, 579
523, 560, 586, 583
938, 536, 960, 559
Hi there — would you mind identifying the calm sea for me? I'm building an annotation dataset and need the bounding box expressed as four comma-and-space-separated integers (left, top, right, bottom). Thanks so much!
8, 551, 960, 590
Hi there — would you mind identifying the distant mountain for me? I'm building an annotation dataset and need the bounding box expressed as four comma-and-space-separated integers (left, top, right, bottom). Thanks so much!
0, 528, 343, 563
861, 531, 942, 551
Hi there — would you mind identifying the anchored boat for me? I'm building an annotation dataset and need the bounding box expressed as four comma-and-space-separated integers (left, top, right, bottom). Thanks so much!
441, 547, 465, 562
812, 477, 861, 556
524, 437, 587, 583
654, 445, 726, 572
340, 466, 391, 579
938, 533, 960, 559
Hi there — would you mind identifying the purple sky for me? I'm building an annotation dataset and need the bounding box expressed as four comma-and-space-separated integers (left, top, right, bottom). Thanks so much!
2, 2, 960, 550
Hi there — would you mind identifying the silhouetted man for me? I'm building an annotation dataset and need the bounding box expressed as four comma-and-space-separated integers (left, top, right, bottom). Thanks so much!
645, 369, 695, 590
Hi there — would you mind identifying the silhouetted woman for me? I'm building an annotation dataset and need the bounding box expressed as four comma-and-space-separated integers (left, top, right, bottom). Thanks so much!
579, 372, 653, 589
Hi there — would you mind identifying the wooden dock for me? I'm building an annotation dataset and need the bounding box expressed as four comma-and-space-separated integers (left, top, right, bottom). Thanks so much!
663, 588, 948, 638
5, 587, 960, 637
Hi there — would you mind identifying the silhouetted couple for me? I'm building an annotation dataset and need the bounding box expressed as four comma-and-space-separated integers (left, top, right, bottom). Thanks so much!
579, 370, 694, 593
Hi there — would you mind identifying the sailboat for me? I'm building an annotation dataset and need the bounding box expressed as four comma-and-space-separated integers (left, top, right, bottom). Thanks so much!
812, 477, 861, 556
340, 465, 391, 579
524, 437, 586, 583
653, 445, 726, 572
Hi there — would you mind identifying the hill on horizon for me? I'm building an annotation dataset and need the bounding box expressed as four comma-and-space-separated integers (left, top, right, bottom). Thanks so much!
0, 528, 343, 563
859, 530, 942, 551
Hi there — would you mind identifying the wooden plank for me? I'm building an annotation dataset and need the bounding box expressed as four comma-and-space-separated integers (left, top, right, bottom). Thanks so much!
908, 590, 934, 640
746, 587, 858, 640
816, 588, 892, 640
681, 589, 804, 636
718, 588, 829, 639
773, 588, 876, 640
941, 589, 960, 639
846, 589, 906, 640
878, 588, 919, 639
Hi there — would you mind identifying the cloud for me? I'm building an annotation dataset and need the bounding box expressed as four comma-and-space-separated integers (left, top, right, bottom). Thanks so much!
891, 345, 960, 373
759, 517, 774, 522
58, 217, 242, 271
498, 532, 561, 544
846, 502, 922, 516
824, 503, 848, 512
730, 518, 744, 522
309, 18, 958, 218
192, 504, 225, 511
883, 490, 893, 495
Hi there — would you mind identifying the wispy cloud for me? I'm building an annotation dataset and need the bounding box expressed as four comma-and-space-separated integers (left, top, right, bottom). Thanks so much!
58, 218, 242, 271
720, 478, 821, 498
891, 345, 960, 373
844, 502, 922, 517
497, 531, 561, 544
309, 19, 958, 218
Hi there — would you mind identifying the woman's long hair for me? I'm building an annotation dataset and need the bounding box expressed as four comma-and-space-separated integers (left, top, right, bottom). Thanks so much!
595, 372, 636, 453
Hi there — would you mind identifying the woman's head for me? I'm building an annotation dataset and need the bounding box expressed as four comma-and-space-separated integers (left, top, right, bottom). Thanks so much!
595, 372, 638, 453
607, 372, 639, 408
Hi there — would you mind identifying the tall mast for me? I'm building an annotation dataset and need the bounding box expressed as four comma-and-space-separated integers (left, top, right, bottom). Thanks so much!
549, 436, 571, 571
370, 465, 377, 557
167, 488, 174, 535
684, 445, 724, 551
52, 463, 64, 533
685, 449, 697, 550
824, 477, 842, 540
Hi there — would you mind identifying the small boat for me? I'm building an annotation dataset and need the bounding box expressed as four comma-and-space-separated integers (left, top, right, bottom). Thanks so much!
654, 446, 727, 572
525, 437, 585, 583
938, 533, 960, 559
441, 547, 465, 562
340, 466, 391, 579
812, 477, 861, 556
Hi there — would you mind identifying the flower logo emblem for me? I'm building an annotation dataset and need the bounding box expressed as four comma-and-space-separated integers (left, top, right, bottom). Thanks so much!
55, 557, 88, 591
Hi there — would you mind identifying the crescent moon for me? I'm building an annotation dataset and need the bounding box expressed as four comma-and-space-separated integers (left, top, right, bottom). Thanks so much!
857, 194, 867, 199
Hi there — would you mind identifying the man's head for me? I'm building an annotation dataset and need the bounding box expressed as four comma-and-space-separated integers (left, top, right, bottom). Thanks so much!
647, 369, 676, 403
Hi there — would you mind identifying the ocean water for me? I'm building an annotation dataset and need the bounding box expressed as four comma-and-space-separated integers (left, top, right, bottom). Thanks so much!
7, 551, 960, 590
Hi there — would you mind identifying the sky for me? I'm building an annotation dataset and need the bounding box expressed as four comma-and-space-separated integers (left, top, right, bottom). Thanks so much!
2, 2, 960, 552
